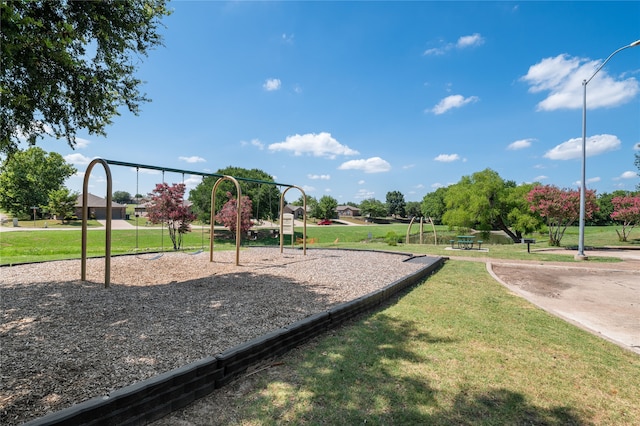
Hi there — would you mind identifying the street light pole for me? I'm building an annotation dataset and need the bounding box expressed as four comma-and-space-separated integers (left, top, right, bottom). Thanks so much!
576, 39, 640, 260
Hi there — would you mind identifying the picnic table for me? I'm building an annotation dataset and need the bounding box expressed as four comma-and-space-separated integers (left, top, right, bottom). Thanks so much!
456, 236, 475, 250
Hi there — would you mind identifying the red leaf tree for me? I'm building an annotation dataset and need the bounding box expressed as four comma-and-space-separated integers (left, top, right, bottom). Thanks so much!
527, 185, 598, 246
610, 195, 640, 242
147, 183, 196, 250
215, 192, 253, 235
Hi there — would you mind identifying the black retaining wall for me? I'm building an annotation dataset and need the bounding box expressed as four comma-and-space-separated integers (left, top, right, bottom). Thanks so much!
25, 255, 445, 426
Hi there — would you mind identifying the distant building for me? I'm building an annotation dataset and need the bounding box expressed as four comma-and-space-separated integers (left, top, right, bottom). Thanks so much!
75, 193, 127, 220
283, 204, 305, 219
336, 205, 360, 217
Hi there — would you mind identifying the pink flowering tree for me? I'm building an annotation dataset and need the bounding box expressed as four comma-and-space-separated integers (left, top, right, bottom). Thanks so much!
215, 192, 253, 235
610, 195, 640, 242
527, 185, 598, 246
147, 183, 197, 250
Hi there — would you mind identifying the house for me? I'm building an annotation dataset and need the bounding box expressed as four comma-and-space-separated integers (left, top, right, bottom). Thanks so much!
75, 193, 127, 220
337, 205, 361, 217
283, 204, 305, 219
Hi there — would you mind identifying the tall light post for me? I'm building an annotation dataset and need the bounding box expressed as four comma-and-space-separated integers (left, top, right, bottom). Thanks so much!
577, 39, 640, 260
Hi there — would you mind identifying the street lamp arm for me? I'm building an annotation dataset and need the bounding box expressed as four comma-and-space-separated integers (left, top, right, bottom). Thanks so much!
577, 39, 640, 259
585, 39, 640, 85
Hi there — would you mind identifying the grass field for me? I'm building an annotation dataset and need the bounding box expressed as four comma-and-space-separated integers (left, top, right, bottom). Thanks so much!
161, 261, 640, 425
1, 221, 637, 265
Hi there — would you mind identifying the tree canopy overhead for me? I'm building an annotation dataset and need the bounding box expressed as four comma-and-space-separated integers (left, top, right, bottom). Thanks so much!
0, 0, 171, 156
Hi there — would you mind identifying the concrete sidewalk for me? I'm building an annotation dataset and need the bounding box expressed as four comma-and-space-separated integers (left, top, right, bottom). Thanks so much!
486, 250, 639, 355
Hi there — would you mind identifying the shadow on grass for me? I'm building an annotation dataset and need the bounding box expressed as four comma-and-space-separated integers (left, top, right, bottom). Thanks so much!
236, 312, 585, 425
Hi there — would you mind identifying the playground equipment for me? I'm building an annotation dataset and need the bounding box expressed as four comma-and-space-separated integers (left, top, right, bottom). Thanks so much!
406, 216, 437, 245
81, 158, 307, 287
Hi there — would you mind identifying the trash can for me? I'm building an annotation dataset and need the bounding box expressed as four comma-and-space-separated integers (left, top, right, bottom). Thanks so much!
13, 218, 18, 227
125, 214, 130, 220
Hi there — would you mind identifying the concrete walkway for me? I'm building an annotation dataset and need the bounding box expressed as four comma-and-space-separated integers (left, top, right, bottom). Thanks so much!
482, 249, 640, 355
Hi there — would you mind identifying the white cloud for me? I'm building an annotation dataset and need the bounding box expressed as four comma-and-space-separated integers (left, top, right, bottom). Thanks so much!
533, 175, 548, 181
64, 153, 93, 165
544, 134, 621, 160
429, 94, 479, 114
301, 185, 316, 193
457, 33, 484, 48
183, 175, 201, 189
75, 137, 90, 149
308, 174, 330, 180
423, 47, 446, 56
402, 164, 415, 169
354, 188, 375, 199
415, 183, 425, 189
136, 168, 161, 175
507, 138, 535, 150
521, 54, 639, 111
575, 176, 601, 187
634, 143, 640, 150
431, 183, 444, 188
434, 153, 460, 162
423, 33, 484, 56
614, 171, 638, 180
281, 33, 294, 44
268, 132, 358, 159
263, 78, 281, 91
241, 138, 265, 150
338, 157, 391, 173
358, 180, 365, 185
178, 156, 206, 163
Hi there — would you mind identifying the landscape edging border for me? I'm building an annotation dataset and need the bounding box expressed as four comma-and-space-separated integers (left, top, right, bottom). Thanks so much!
24, 255, 445, 426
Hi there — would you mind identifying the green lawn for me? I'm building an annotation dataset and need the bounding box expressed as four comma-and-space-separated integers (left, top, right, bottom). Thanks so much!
173, 261, 640, 425
1, 223, 637, 265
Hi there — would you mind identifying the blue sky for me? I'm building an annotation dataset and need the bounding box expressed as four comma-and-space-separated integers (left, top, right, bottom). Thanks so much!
35, 1, 640, 202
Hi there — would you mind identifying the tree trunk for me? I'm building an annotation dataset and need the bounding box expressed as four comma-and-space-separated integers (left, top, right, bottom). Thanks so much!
492, 216, 520, 242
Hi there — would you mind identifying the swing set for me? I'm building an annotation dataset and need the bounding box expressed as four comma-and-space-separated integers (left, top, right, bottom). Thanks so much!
81, 158, 307, 287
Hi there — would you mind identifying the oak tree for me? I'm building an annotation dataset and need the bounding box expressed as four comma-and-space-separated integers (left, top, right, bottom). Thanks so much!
0, 147, 76, 217
1, 0, 171, 155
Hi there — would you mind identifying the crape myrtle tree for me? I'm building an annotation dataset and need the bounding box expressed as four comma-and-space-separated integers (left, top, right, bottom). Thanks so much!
189, 167, 280, 223
0, 147, 76, 217
610, 194, 640, 242
215, 192, 253, 235
442, 169, 541, 242
386, 190, 406, 218
146, 183, 196, 251
527, 184, 598, 246
1, 0, 171, 156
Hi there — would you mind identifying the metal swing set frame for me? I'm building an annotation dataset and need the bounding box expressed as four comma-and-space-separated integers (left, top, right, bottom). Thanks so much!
81, 158, 307, 288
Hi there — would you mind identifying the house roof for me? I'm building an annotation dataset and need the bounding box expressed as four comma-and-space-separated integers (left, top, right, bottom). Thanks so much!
75, 193, 127, 208
337, 205, 360, 212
